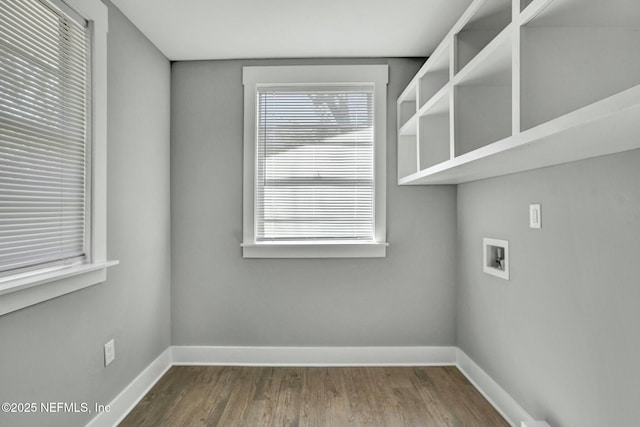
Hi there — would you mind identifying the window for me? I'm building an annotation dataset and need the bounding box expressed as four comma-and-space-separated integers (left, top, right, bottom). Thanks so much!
242, 65, 389, 258
0, 0, 112, 316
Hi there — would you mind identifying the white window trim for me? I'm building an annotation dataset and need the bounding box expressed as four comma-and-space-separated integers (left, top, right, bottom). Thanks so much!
242, 65, 389, 258
0, 0, 117, 316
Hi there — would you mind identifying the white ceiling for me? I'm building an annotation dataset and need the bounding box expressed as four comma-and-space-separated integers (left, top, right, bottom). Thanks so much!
110, 0, 473, 61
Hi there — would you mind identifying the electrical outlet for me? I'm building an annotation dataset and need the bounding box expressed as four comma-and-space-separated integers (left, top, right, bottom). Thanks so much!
529, 203, 541, 229
104, 339, 115, 367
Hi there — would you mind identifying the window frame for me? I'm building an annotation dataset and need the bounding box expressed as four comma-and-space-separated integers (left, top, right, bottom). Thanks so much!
0, 0, 116, 316
242, 65, 389, 258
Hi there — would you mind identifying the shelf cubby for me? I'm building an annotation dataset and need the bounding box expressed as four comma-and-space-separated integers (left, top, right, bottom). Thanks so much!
398, 135, 418, 180
398, 86, 417, 130
520, 0, 640, 130
454, 0, 511, 74
418, 47, 451, 109
454, 24, 512, 86
418, 89, 452, 170
454, 85, 511, 156
419, 113, 451, 170
454, 26, 512, 156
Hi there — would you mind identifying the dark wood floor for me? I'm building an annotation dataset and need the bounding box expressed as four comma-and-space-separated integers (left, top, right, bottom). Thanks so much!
119, 366, 509, 427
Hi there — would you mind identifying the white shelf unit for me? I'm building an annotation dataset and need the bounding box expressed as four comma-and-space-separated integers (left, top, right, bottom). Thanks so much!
454, 0, 512, 74
398, 0, 640, 185
397, 37, 454, 181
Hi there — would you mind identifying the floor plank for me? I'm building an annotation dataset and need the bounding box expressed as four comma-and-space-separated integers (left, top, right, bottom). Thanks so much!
119, 366, 510, 427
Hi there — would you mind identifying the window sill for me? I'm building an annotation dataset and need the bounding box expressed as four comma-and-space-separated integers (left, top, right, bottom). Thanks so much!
241, 242, 388, 259
0, 260, 119, 316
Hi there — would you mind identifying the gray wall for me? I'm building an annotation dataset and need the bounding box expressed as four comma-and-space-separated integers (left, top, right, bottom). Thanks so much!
171, 58, 457, 346
0, 3, 171, 427
456, 149, 640, 427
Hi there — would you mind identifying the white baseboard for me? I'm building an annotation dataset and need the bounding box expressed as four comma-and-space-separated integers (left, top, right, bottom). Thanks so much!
171, 345, 457, 366
85, 346, 532, 427
456, 348, 533, 427
85, 348, 172, 427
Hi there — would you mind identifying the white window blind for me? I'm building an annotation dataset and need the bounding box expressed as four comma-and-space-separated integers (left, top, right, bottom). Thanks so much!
255, 86, 375, 242
0, 0, 89, 275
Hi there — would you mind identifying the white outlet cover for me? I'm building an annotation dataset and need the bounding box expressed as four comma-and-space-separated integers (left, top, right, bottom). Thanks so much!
104, 339, 115, 367
529, 203, 541, 229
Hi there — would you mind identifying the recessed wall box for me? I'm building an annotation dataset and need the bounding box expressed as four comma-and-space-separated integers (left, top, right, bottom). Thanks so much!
483, 238, 509, 280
